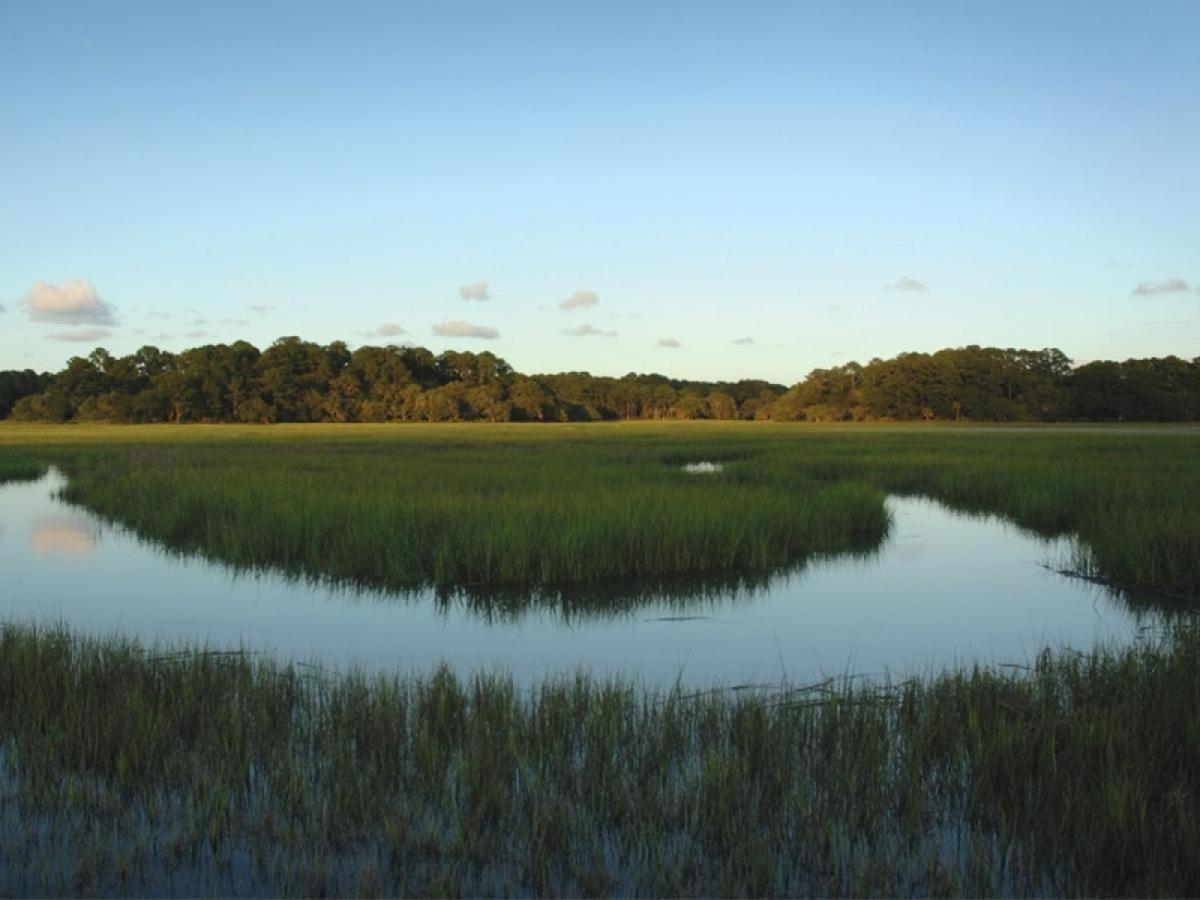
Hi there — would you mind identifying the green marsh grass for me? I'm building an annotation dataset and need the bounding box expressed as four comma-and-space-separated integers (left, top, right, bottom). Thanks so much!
0, 621, 1197, 896
0, 423, 1198, 894
1, 421, 1196, 602
0, 452, 46, 484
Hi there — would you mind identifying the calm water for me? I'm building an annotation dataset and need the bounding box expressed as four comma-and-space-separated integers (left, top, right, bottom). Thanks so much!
0, 468, 1165, 687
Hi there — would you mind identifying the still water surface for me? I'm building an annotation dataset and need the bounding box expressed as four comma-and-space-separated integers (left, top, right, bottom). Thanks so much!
1, 469, 1163, 687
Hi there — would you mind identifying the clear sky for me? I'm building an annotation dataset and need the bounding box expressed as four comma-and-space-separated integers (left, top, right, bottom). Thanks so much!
2, 0, 1197, 384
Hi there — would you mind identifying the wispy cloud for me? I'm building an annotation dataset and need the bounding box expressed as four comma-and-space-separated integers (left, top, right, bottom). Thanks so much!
25, 279, 117, 325
1132, 278, 1191, 296
184, 329, 210, 339
432, 320, 499, 340
248, 304, 275, 314
888, 276, 926, 292
458, 281, 490, 302
47, 327, 114, 342
222, 317, 250, 327
367, 323, 406, 337
560, 289, 599, 311
731, 336, 754, 345
563, 323, 617, 337
657, 337, 681, 349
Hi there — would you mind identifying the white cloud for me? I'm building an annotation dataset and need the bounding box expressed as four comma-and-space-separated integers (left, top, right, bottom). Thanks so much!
563, 323, 617, 337
560, 289, 599, 311
47, 327, 114, 342
25, 279, 117, 325
657, 337, 681, 348
731, 336, 754, 345
1132, 278, 1191, 296
432, 320, 499, 340
458, 281, 491, 302
888, 276, 926, 292
368, 323, 407, 337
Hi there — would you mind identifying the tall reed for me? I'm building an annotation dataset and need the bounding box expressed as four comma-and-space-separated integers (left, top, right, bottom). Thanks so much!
0, 621, 1197, 896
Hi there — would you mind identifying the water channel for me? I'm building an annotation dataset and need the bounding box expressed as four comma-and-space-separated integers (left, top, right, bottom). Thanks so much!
0, 468, 1167, 687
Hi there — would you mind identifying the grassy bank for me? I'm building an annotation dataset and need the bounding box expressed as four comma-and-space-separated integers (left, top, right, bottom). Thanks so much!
0, 422, 1197, 602
0, 621, 1197, 896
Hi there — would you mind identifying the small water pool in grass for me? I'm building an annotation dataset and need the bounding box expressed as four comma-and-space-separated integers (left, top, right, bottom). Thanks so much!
0, 468, 1174, 687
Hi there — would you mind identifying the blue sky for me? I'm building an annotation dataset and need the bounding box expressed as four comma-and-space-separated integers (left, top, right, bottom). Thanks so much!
2, 0, 1197, 383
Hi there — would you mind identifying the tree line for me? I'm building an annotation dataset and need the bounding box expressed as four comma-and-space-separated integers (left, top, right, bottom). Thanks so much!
1, 338, 1197, 424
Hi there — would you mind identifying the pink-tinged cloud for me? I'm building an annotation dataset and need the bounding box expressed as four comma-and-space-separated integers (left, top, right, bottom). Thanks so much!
432, 320, 499, 339
563, 323, 617, 337
1132, 278, 1191, 296
25, 279, 116, 325
458, 281, 491, 301
560, 289, 599, 310
368, 323, 407, 337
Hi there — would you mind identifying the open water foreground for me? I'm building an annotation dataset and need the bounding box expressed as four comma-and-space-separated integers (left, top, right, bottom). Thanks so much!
0, 467, 1167, 688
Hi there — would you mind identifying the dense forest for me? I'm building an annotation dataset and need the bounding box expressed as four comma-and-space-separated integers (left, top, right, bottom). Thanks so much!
1, 338, 1198, 423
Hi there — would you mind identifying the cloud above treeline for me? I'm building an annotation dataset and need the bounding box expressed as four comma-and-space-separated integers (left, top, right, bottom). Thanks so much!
888, 276, 926, 292
458, 281, 490, 302
732, 336, 754, 345
560, 289, 599, 310
433, 320, 499, 340
563, 323, 616, 338
367, 323, 406, 337
657, 337, 681, 348
1132, 278, 1191, 296
47, 327, 114, 342
25, 279, 117, 325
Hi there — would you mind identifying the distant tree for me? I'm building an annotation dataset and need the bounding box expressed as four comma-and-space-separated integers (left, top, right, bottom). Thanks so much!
707, 391, 737, 420
6, 337, 1197, 424
0, 369, 49, 419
